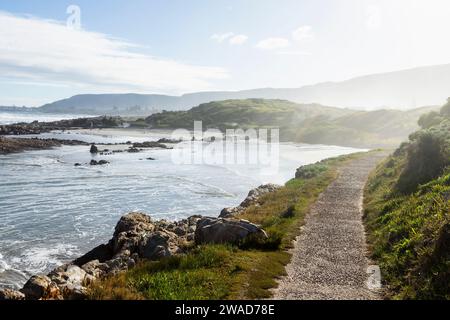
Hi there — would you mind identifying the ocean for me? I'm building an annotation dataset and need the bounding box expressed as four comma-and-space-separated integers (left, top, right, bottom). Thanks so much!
0, 113, 365, 289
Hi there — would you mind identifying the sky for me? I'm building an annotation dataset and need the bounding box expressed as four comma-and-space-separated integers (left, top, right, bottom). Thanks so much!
1, 0, 450, 107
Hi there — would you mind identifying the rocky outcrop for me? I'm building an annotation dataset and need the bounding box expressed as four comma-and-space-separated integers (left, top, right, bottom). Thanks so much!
11, 212, 203, 300
0, 116, 123, 136
90, 144, 99, 154
90, 160, 110, 166
132, 141, 172, 149
195, 217, 268, 245
220, 184, 282, 218
9, 199, 267, 300
0, 137, 89, 154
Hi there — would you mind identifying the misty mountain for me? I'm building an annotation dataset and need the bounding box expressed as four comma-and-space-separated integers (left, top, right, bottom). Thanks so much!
38, 64, 450, 115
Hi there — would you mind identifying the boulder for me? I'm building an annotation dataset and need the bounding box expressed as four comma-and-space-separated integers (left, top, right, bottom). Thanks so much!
138, 230, 178, 260
64, 265, 88, 286
195, 217, 268, 245
90, 144, 98, 154
0, 288, 25, 300
21, 275, 52, 300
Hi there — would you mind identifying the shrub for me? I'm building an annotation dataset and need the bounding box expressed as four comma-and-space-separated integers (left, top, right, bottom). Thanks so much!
295, 163, 328, 179
440, 97, 450, 117
396, 132, 449, 194
418, 111, 444, 129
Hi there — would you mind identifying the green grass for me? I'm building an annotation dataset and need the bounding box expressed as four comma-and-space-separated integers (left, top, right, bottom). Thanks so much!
88, 152, 370, 300
363, 103, 450, 300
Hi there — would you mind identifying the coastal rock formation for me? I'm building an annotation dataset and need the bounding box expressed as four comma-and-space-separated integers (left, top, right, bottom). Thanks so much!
0, 137, 89, 154
90, 160, 110, 166
0, 116, 122, 136
10, 213, 202, 300
195, 217, 268, 245
219, 184, 282, 218
132, 141, 172, 149
9, 208, 267, 300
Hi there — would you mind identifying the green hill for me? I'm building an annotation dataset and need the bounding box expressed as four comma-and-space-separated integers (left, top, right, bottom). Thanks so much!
145, 99, 437, 148
364, 99, 450, 299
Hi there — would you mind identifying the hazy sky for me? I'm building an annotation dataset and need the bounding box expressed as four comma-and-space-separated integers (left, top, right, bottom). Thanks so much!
1, 0, 450, 106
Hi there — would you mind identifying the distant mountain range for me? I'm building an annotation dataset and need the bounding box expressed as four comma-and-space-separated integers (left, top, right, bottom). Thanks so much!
19, 63, 450, 115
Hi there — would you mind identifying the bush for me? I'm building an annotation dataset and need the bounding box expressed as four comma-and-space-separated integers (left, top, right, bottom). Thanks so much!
418, 111, 444, 129
296, 163, 328, 179
396, 132, 449, 194
440, 97, 450, 117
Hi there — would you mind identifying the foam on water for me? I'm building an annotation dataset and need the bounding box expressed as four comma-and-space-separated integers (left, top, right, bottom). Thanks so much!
0, 128, 365, 289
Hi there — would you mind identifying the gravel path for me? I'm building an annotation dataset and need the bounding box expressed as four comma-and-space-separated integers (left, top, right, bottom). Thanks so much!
273, 153, 387, 300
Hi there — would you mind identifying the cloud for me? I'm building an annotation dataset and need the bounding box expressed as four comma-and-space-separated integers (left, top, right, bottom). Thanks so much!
211, 32, 234, 43
292, 26, 314, 42
229, 34, 248, 45
0, 11, 228, 95
256, 37, 290, 50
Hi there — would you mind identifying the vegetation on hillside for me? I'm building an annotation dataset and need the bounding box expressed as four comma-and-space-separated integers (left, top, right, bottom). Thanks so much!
88, 152, 369, 300
144, 99, 437, 148
364, 99, 450, 299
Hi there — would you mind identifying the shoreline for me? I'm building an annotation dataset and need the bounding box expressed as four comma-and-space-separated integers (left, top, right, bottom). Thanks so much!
0, 136, 90, 154
0, 182, 283, 300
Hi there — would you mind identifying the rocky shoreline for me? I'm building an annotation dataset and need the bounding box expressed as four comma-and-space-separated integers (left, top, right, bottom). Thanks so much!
0, 136, 90, 154
0, 184, 281, 300
0, 116, 123, 136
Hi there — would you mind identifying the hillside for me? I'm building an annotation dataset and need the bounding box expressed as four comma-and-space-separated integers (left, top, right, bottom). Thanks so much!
364, 100, 450, 299
36, 64, 450, 115
145, 99, 437, 148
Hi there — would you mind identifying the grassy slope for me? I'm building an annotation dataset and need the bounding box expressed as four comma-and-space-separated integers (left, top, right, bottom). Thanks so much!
89, 152, 370, 300
363, 104, 450, 299
144, 99, 436, 148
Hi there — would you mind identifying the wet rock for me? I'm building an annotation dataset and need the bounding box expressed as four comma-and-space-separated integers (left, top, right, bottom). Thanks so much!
132, 141, 171, 149
90, 159, 109, 166
195, 217, 268, 245
90, 144, 98, 154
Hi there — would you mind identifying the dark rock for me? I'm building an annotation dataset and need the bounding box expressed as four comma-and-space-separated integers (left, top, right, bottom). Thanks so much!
90, 144, 98, 154
195, 217, 268, 245
156, 138, 182, 144
132, 141, 172, 149
74, 163, 81, 167
90, 159, 109, 166
127, 147, 141, 153
73, 243, 113, 266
